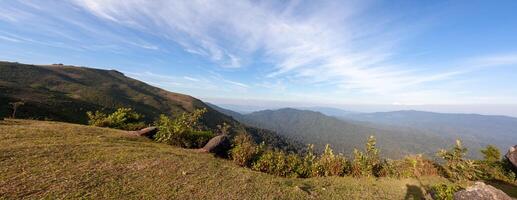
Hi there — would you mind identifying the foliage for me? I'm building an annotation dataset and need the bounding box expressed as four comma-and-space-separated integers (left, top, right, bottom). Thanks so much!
3, 120, 455, 200
312, 144, 349, 177
430, 183, 463, 200
154, 108, 213, 148
380, 155, 439, 178
351, 136, 381, 177
86, 107, 146, 131
437, 140, 482, 181
481, 145, 501, 163
477, 145, 516, 182
252, 150, 303, 177
230, 134, 264, 167
299, 144, 317, 178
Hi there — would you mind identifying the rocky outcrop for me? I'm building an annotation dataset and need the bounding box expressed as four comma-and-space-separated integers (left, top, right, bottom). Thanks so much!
506, 145, 517, 169
128, 127, 157, 137
198, 135, 231, 157
453, 182, 512, 200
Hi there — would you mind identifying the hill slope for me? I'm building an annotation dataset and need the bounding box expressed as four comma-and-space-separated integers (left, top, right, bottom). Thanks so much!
0, 119, 449, 199
209, 106, 451, 158
0, 61, 300, 151
0, 61, 224, 125
341, 110, 517, 157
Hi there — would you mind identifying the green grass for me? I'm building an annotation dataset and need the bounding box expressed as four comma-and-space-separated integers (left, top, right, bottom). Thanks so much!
0, 119, 454, 199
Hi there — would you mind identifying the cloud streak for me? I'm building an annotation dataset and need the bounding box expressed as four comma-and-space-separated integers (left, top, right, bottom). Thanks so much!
71, 0, 461, 97
1, 1, 516, 105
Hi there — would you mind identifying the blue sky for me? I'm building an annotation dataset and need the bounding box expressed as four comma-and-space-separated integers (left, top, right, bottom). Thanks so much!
1, 0, 517, 114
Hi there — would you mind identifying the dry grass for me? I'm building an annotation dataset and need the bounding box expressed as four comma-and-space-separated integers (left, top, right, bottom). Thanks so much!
0, 119, 449, 199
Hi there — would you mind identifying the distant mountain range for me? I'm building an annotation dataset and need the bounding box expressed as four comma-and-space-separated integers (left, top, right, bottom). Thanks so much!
210, 104, 517, 159
0, 61, 302, 152
3, 61, 515, 159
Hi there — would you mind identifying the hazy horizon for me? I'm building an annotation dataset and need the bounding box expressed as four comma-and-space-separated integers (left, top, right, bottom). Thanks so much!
206, 98, 517, 117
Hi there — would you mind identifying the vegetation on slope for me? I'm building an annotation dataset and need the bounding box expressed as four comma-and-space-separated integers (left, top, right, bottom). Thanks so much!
213, 107, 450, 158
1, 119, 454, 199
0, 61, 302, 152
341, 110, 517, 158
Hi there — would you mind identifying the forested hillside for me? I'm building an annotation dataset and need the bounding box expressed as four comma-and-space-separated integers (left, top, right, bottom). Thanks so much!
208, 106, 452, 158
341, 111, 517, 158
0, 61, 301, 152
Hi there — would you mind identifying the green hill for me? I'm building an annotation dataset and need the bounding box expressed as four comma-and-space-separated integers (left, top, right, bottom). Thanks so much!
0, 119, 449, 199
0, 61, 301, 152
209, 106, 450, 158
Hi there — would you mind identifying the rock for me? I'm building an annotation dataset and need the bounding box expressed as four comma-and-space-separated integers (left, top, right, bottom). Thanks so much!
506, 145, 517, 169
198, 135, 231, 157
453, 182, 512, 200
127, 126, 157, 137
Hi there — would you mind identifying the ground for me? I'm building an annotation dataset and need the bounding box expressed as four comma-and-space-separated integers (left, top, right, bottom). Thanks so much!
0, 119, 502, 199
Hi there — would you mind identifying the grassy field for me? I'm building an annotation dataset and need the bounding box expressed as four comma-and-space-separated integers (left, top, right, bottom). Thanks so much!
0, 119, 474, 199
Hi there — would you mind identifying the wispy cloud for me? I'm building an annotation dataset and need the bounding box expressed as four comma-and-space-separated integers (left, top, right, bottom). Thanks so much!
2, 1, 516, 105
70, 0, 455, 96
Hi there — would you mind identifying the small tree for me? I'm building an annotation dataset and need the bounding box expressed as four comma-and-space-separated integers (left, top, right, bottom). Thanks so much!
437, 140, 481, 181
86, 107, 146, 130
312, 144, 348, 177
480, 145, 501, 163
230, 134, 263, 167
9, 101, 24, 118
351, 136, 381, 177
154, 108, 213, 148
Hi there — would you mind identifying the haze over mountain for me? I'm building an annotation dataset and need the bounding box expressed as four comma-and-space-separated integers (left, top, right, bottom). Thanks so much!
210, 104, 517, 158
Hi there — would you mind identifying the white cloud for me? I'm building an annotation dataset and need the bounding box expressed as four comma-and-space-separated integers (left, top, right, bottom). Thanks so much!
71, 0, 457, 96
183, 76, 199, 82
3, 0, 515, 104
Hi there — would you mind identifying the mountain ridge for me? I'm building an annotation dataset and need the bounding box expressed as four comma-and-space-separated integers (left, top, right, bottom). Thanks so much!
0, 61, 301, 152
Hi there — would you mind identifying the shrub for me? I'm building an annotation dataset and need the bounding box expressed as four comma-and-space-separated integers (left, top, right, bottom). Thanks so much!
380, 155, 439, 178
351, 136, 381, 177
437, 140, 482, 181
154, 108, 214, 148
230, 134, 263, 167
481, 145, 501, 163
312, 144, 349, 177
252, 150, 303, 177
477, 145, 516, 182
430, 183, 463, 200
298, 144, 317, 178
86, 107, 146, 131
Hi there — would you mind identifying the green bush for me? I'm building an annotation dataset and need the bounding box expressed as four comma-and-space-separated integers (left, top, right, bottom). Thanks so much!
252, 150, 303, 177
230, 134, 263, 167
437, 140, 482, 181
154, 108, 213, 148
380, 154, 439, 178
86, 107, 146, 131
430, 183, 463, 200
477, 145, 516, 182
298, 144, 317, 178
312, 144, 349, 177
351, 136, 381, 177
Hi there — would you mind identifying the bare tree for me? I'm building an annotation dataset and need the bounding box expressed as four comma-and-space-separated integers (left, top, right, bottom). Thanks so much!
9, 101, 24, 119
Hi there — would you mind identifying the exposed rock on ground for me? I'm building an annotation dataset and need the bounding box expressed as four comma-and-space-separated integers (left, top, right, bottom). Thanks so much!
453, 182, 512, 200
506, 145, 517, 169
198, 135, 231, 157
128, 127, 157, 137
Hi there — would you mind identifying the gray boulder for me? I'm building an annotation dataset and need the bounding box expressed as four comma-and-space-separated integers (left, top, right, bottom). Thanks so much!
198, 135, 231, 157
506, 145, 517, 169
454, 182, 512, 200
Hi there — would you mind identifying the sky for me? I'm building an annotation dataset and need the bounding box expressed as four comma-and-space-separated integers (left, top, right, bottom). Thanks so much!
1, 0, 517, 115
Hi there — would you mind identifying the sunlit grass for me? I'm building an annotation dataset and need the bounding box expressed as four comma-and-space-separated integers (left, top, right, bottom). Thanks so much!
1, 119, 452, 199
